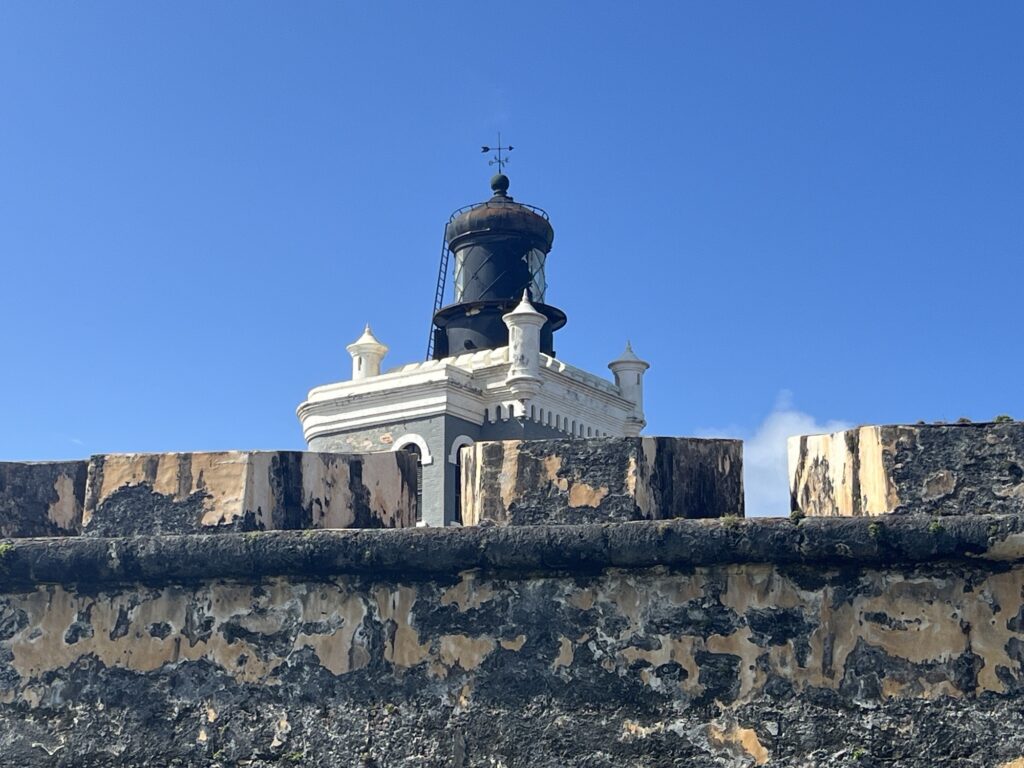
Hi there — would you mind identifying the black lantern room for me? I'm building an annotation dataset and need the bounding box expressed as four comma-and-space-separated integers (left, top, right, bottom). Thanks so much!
431, 174, 567, 359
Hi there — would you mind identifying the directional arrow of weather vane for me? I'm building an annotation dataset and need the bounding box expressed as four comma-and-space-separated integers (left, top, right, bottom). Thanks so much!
481, 133, 513, 173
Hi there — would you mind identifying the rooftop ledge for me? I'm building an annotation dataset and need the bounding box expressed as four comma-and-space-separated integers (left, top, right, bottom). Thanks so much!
2, 514, 1024, 588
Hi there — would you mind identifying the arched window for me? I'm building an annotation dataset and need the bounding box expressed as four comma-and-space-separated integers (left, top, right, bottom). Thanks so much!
455, 446, 463, 524
392, 434, 432, 464
448, 435, 474, 464
392, 434, 432, 524
447, 435, 474, 526
401, 443, 423, 523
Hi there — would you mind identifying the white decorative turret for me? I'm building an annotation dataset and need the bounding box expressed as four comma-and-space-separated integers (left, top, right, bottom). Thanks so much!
346, 325, 388, 381
608, 341, 650, 436
502, 291, 546, 413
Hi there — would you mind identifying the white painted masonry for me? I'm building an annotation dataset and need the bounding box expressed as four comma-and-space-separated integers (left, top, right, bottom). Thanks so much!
298, 344, 645, 444
297, 323, 649, 526
502, 292, 546, 415
608, 342, 651, 437
346, 325, 388, 381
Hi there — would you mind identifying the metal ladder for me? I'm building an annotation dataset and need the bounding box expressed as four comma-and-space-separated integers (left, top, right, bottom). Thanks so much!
425, 232, 451, 360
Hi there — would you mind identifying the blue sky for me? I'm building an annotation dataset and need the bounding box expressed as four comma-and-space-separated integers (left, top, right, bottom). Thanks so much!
2, 3, 1021, 514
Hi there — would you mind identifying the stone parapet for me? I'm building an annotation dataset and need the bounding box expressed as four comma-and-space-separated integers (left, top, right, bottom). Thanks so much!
0, 514, 1023, 587
789, 422, 1024, 517
459, 437, 743, 525
0, 460, 87, 537
83, 451, 418, 534
3, 517, 1024, 765
0, 451, 417, 537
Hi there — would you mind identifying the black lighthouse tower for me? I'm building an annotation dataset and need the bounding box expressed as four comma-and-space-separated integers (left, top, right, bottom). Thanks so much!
430, 173, 567, 360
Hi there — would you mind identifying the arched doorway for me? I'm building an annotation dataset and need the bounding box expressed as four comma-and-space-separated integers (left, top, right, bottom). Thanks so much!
401, 443, 423, 523
448, 435, 474, 525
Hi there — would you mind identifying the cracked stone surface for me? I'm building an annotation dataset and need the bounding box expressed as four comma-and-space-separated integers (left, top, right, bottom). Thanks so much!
0, 461, 86, 537
461, 437, 743, 525
0, 517, 1023, 765
789, 423, 1024, 517
1, 452, 418, 537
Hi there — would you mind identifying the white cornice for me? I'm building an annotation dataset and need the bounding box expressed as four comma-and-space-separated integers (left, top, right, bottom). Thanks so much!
299, 381, 487, 441
297, 346, 639, 442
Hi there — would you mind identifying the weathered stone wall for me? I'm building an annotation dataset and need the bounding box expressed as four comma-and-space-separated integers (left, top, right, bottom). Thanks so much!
461, 437, 743, 525
2, 517, 1024, 766
5, 428, 1024, 767
0, 460, 85, 537
789, 423, 1024, 517
84, 451, 418, 534
0, 452, 417, 537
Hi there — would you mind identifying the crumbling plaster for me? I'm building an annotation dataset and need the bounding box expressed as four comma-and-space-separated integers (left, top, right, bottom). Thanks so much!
1, 517, 1024, 765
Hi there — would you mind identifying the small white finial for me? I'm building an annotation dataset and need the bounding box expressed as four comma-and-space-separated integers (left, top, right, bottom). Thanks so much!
347, 324, 389, 380
608, 340, 649, 435
611, 341, 645, 366
505, 290, 545, 319
503, 290, 547, 402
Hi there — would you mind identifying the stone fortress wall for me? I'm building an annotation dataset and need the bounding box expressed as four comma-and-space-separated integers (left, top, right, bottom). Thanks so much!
0, 423, 1022, 767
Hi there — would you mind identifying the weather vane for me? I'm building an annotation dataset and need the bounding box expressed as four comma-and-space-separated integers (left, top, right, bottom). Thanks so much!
481, 132, 513, 173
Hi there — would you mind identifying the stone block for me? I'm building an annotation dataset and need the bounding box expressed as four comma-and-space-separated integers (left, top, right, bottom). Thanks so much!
83, 451, 417, 535
459, 437, 743, 525
788, 422, 1024, 517
0, 461, 87, 537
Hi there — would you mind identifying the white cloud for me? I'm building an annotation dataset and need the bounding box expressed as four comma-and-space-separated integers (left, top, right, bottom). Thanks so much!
698, 391, 850, 518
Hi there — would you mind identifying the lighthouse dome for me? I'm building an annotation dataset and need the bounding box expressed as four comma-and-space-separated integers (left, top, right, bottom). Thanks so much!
444, 175, 554, 254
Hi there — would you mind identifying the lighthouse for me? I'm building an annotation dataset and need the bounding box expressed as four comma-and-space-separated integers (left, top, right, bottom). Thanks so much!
297, 172, 649, 526
431, 172, 566, 359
